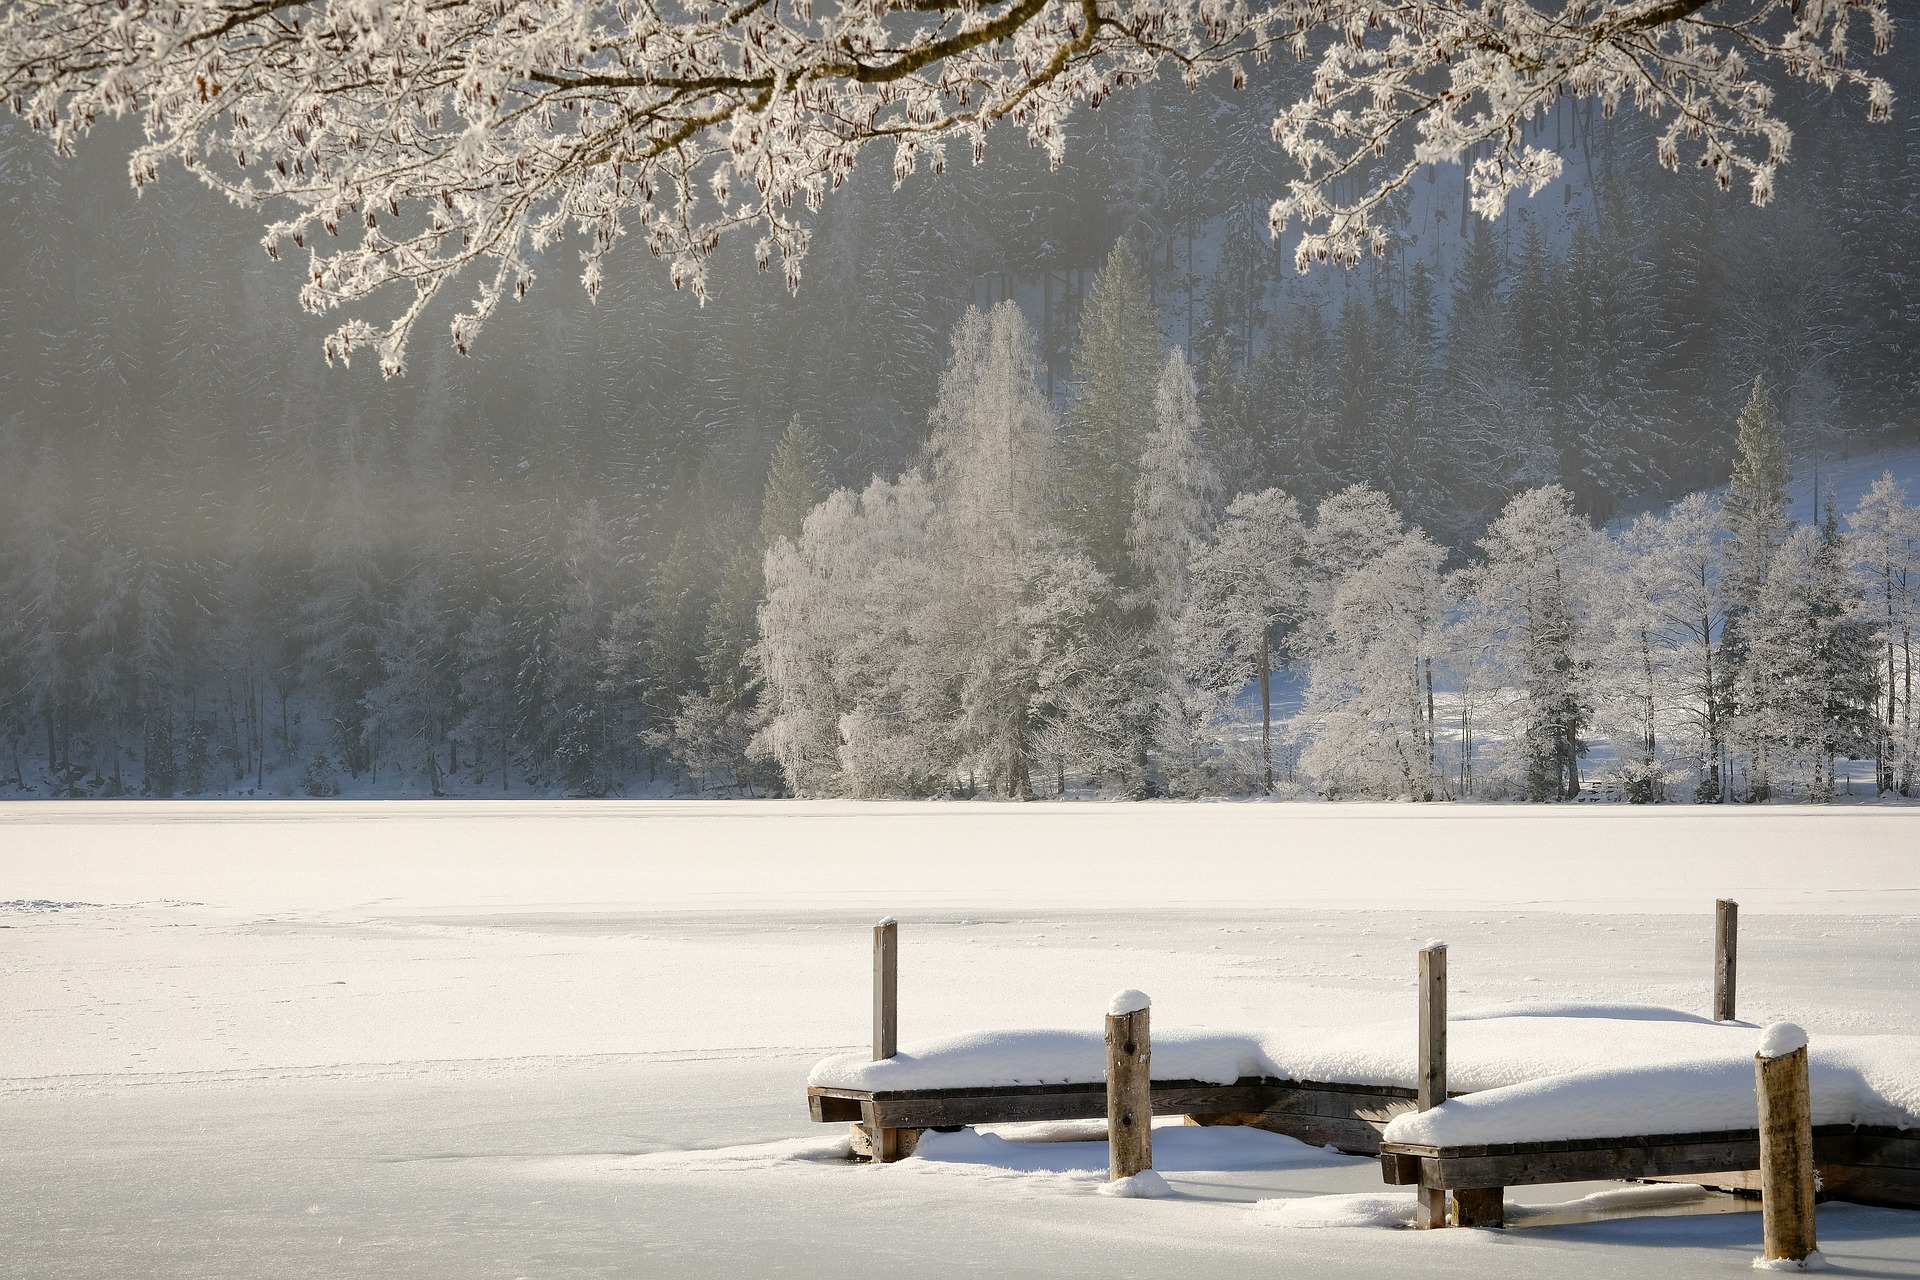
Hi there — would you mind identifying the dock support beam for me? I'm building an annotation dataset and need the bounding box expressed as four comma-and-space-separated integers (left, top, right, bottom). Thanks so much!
1715, 899, 1739, 1022
1106, 992, 1153, 1182
1757, 1028, 1818, 1267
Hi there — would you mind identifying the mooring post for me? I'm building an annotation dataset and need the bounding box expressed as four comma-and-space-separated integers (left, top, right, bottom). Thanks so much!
1416, 941, 1449, 1228
1106, 990, 1153, 1182
873, 917, 898, 1061
1715, 899, 1739, 1023
857, 918, 911, 1162
1756, 1023, 1818, 1267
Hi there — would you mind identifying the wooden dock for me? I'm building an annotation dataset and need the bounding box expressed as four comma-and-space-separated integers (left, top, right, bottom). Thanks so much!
812, 913, 1920, 1226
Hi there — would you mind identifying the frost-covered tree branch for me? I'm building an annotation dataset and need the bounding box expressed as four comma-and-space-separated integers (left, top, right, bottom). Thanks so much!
0, 0, 1891, 372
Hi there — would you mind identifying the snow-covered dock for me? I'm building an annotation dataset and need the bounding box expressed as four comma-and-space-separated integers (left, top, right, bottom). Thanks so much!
809, 922, 1920, 1224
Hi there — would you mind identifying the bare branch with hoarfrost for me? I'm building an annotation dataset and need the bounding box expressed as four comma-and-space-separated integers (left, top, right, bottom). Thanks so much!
0, 0, 1891, 373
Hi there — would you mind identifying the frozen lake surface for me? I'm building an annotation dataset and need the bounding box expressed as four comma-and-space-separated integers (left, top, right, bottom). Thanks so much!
6, 801, 1920, 1277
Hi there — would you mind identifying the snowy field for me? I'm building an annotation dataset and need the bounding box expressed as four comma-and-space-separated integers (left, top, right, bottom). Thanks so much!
7, 801, 1920, 1278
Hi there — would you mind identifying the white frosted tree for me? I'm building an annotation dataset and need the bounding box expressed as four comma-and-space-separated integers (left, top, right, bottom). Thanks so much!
1297, 528, 1450, 800
756, 303, 1109, 799
1127, 347, 1223, 793
1740, 517, 1881, 801
1306, 485, 1409, 607
1184, 488, 1310, 790
1130, 348, 1219, 639
1593, 492, 1731, 803
1469, 485, 1595, 801
1847, 475, 1920, 795
921, 301, 1081, 798
755, 473, 942, 797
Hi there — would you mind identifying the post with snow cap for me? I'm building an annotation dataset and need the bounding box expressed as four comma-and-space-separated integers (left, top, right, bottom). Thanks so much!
873, 917, 898, 1062
1415, 940, 1449, 1229
1105, 989, 1153, 1182
1715, 898, 1739, 1023
1756, 1022, 1819, 1268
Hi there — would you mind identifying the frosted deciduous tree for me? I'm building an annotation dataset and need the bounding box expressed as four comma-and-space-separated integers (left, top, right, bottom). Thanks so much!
1298, 528, 1449, 801
1185, 487, 1308, 790
757, 302, 1107, 799
1, 2, 1890, 371
1847, 475, 1920, 794
1599, 492, 1730, 802
1472, 485, 1594, 801
756, 473, 942, 796
1305, 484, 1407, 622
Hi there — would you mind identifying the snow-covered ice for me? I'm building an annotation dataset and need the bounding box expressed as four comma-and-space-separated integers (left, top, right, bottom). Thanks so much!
6, 800, 1920, 1278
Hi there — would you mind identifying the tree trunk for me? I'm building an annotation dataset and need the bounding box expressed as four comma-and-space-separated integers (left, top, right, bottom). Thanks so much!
1424, 656, 1437, 789
1259, 628, 1273, 792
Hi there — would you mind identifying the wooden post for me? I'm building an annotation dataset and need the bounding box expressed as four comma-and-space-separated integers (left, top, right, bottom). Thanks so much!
1106, 990, 1153, 1182
1757, 1026, 1818, 1267
1416, 942, 1449, 1228
857, 918, 909, 1162
873, 917, 898, 1061
1715, 899, 1739, 1023
1452, 1187, 1503, 1230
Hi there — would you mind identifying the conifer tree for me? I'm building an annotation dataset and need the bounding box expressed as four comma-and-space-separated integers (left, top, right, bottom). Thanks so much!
1130, 349, 1219, 640
1742, 509, 1880, 800
1128, 348, 1221, 792
1725, 377, 1793, 613
1722, 376, 1792, 797
760, 417, 832, 550
1062, 241, 1161, 583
